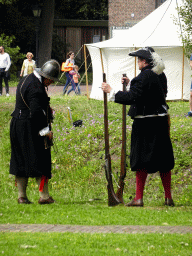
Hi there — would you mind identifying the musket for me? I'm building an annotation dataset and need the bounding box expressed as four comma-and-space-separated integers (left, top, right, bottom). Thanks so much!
103, 73, 121, 206
116, 74, 127, 203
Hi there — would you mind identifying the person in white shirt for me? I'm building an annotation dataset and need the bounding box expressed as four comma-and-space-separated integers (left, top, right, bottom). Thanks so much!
0, 46, 11, 96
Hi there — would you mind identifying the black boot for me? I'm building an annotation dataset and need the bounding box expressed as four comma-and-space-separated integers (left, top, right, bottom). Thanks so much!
164, 198, 175, 206
125, 198, 144, 207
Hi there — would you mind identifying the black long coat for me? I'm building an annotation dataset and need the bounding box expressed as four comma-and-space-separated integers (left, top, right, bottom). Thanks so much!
115, 65, 174, 173
10, 73, 53, 178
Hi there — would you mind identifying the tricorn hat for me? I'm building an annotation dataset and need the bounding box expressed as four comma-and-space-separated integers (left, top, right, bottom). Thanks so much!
129, 47, 155, 62
35, 59, 61, 82
129, 47, 165, 75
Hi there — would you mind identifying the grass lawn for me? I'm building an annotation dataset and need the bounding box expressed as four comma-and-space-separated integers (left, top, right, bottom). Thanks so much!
0, 91, 192, 255
1, 232, 192, 255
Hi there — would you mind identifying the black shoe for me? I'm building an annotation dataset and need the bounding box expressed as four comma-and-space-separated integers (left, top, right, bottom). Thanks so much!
38, 196, 55, 204
125, 198, 144, 207
164, 198, 175, 206
18, 197, 33, 204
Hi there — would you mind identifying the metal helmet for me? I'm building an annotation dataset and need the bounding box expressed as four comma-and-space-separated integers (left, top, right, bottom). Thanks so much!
35, 59, 61, 82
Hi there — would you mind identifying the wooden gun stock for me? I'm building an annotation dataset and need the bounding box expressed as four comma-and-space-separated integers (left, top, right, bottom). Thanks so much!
116, 74, 127, 203
103, 73, 121, 206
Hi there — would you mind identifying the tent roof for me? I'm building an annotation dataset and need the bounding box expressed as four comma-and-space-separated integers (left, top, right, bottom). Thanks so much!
87, 0, 183, 48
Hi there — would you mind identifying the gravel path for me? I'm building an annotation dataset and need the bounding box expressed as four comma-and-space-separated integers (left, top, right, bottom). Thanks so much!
0, 224, 192, 234
6, 85, 92, 97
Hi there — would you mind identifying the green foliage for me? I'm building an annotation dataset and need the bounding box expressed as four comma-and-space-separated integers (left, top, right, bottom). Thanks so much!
0, 34, 25, 76
176, 0, 192, 57
0, 0, 16, 4
55, 0, 108, 20
77, 0, 108, 20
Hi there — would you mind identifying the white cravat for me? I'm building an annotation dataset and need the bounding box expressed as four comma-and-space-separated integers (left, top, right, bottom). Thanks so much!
33, 70, 42, 83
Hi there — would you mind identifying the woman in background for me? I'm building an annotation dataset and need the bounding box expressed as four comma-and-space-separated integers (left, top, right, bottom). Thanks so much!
20, 52, 36, 77
63, 51, 76, 95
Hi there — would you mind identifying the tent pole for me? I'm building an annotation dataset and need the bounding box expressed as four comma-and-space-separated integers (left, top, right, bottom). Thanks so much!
100, 48, 104, 73
84, 44, 89, 99
134, 47, 137, 77
181, 47, 185, 101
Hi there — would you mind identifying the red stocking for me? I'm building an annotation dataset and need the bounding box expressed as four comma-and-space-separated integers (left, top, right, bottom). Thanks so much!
39, 175, 49, 192
160, 171, 172, 199
135, 169, 148, 200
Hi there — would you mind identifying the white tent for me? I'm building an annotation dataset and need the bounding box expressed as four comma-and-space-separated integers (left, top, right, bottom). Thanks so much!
86, 0, 191, 101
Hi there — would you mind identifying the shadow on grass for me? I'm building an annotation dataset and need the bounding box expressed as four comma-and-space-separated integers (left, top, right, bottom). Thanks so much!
59, 199, 105, 206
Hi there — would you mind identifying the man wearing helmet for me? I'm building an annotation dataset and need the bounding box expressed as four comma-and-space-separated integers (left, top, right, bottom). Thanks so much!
102, 47, 175, 207
10, 59, 60, 204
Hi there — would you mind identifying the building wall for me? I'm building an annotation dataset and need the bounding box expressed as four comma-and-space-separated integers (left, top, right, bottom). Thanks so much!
109, 0, 167, 34
54, 20, 108, 62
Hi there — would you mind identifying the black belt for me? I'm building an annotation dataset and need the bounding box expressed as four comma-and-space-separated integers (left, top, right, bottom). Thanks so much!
11, 108, 30, 119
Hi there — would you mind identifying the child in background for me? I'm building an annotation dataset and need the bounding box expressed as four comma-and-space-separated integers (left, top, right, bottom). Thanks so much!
68, 65, 81, 95
73, 65, 81, 95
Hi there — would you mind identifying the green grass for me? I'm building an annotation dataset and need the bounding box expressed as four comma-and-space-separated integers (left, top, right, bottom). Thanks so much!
0, 92, 192, 254
1, 201, 192, 226
1, 232, 192, 255
0, 96, 192, 210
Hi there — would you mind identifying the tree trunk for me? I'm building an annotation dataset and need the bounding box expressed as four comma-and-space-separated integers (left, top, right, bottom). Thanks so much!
38, 0, 55, 67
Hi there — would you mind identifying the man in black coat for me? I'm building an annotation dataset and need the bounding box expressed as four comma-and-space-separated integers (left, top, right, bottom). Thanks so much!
102, 47, 174, 207
10, 59, 60, 204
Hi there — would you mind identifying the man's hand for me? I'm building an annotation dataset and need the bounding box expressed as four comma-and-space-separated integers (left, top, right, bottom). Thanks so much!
46, 131, 53, 140
121, 76, 130, 85
101, 82, 112, 93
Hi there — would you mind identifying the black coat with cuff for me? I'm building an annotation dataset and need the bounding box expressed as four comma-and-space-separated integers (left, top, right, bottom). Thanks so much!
10, 73, 53, 178
115, 65, 174, 173
115, 66, 167, 118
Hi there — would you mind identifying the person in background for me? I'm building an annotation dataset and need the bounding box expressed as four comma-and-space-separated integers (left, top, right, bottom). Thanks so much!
0, 46, 11, 96
187, 54, 192, 117
102, 47, 175, 207
10, 59, 60, 204
63, 51, 76, 95
20, 52, 36, 77
68, 65, 81, 95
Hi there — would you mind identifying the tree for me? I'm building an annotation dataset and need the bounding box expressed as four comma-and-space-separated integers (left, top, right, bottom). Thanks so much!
176, 0, 192, 57
0, 0, 16, 3
55, 0, 108, 20
0, 0, 55, 67
0, 0, 108, 69
38, 0, 55, 66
